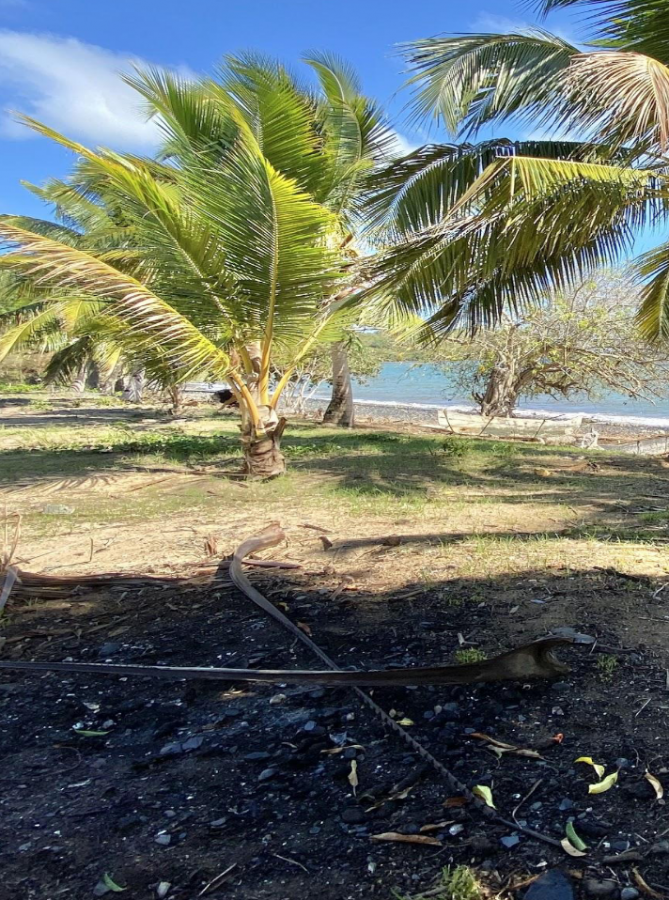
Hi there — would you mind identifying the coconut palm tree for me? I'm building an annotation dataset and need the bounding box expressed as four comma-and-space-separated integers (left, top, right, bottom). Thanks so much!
0, 63, 351, 477
363, 0, 669, 343
1, 55, 396, 466
127, 53, 395, 426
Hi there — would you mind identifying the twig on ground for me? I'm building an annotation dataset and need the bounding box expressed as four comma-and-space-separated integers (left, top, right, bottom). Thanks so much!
272, 854, 309, 873
197, 863, 237, 896
512, 778, 543, 823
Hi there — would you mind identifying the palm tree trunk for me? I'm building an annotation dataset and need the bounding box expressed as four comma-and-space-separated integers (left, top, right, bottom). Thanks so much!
123, 370, 145, 403
322, 342, 355, 427
241, 411, 287, 478
71, 362, 89, 394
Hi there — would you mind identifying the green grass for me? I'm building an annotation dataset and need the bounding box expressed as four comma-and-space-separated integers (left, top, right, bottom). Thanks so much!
0, 380, 43, 393
395, 866, 482, 900
596, 654, 619, 682
454, 648, 488, 664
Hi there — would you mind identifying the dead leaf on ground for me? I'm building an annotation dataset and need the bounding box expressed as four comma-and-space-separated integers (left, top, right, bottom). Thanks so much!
645, 771, 665, 801
443, 796, 468, 808
321, 744, 364, 756
348, 760, 358, 793
420, 820, 455, 833
633, 868, 665, 899
590, 772, 619, 794
575, 756, 606, 779
472, 732, 544, 760
561, 837, 587, 857
297, 621, 312, 636
473, 785, 496, 808
364, 785, 414, 811
370, 832, 441, 847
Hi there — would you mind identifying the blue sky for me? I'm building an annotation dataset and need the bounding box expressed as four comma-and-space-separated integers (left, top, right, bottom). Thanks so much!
0, 0, 600, 217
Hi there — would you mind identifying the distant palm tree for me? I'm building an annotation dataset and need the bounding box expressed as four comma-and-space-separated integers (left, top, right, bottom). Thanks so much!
0, 55, 394, 475
364, 0, 669, 344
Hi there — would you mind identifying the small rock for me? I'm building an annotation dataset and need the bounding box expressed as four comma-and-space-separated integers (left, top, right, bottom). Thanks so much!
181, 736, 203, 751
97, 642, 121, 658
159, 742, 183, 758
558, 799, 574, 811
209, 817, 227, 828
343, 747, 357, 760
525, 870, 575, 900
156, 883, 171, 899
258, 767, 278, 782
583, 879, 617, 897
610, 839, 631, 853
154, 834, 171, 846
244, 751, 271, 761
449, 824, 465, 836
341, 807, 366, 825
93, 881, 111, 897
269, 693, 287, 705
620, 889, 639, 900
500, 835, 521, 849
43, 503, 74, 516
616, 758, 632, 770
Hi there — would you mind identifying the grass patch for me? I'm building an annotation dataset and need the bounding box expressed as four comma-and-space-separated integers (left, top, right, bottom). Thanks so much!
454, 648, 487, 664
596, 654, 619, 682
396, 866, 482, 900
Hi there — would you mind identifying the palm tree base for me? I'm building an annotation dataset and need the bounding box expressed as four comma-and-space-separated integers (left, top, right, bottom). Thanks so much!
241, 418, 287, 478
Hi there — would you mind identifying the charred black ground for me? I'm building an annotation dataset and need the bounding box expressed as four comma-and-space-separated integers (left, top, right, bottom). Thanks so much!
2, 563, 669, 900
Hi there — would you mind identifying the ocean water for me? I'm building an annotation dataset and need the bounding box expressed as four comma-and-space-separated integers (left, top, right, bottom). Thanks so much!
323, 361, 669, 425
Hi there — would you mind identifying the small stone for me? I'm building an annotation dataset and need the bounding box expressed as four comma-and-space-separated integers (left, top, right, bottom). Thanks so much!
303, 721, 318, 731
156, 883, 171, 899
209, 817, 227, 828
558, 799, 574, 811
309, 825, 321, 834
97, 642, 121, 658
583, 880, 617, 897
343, 748, 357, 759
269, 693, 287, 705
500, 835, 521, 849
525, 870, 574, 900
616, 758, 632, 770
155, 834, 171, 846
621, 889, 639, 900
341, 808, 366, 825
93, 881, 111, 897
181, 736, 203, 751
244, 751, 271, 761
258, 767, 278, 782
159, 742, 183, 758
449, 824, 465, 836
530, 802, 543, 811
610, 839, 631, 853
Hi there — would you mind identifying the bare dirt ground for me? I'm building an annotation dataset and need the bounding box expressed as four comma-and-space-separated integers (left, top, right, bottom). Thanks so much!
2, 393, 669, 900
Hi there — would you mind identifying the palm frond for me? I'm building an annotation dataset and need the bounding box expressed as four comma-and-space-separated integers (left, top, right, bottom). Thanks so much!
637, 239, 669, 339
0, 221, 231, 381
402, 29, 578, 134
364, 155, 668, 332
535, 0, 669, 62
562, 51, 669, 153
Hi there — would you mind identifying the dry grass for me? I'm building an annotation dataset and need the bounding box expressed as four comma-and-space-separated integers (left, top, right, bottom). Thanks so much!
2, 394, 669, 587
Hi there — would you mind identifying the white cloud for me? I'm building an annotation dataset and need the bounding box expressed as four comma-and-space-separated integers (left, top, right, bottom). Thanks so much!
0, 30, 179, 149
